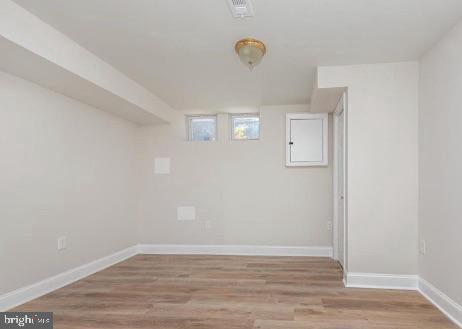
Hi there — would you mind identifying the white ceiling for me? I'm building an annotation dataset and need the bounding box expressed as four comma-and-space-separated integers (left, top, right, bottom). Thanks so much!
12, 0, 462, 112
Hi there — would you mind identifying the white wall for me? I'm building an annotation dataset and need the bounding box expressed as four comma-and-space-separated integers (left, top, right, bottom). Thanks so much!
318, 62, 419, 275
0, 71, 139, 295
419, 21, 462, 305
137, 105, 334, 247
0, 73, 333, 298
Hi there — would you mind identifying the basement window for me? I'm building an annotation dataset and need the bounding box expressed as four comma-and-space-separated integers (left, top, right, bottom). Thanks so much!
187, 115, 217, 141
230, 114, 260, 140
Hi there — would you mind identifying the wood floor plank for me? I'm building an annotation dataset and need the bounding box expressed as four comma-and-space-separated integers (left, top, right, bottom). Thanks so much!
12, 255, 457, 329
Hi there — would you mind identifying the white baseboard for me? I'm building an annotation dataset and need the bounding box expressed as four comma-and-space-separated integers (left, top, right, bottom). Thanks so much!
344, 273, 461, 328
0, 245, 138, 311
419, 278, 462, 328
138, 244, 333, 257
2, 245, 460, 328
0, 244, 331, 311
345, 272, 418, 290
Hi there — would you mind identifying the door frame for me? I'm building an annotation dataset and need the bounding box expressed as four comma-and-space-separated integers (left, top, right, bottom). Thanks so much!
333, 92, 348, 273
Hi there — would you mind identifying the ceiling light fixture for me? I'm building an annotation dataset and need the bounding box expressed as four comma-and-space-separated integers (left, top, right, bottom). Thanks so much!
235, 38, 266, 70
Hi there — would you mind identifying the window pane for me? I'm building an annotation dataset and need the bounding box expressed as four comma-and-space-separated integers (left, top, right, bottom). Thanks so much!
189, 117, 216, 141
232, 115, 260, 140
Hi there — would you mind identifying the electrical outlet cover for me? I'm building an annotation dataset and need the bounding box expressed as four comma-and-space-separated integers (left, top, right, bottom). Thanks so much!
327, 221, 333, 231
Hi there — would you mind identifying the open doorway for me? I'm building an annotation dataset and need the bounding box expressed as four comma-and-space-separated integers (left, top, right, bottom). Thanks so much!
333, 93, 347, 276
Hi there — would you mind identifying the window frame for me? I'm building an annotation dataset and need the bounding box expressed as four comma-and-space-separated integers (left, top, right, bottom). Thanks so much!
186, 115, 218, 142
229, 113, 261, 141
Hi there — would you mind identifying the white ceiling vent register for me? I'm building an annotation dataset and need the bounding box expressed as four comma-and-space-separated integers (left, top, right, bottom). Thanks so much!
227, 0, 255, 18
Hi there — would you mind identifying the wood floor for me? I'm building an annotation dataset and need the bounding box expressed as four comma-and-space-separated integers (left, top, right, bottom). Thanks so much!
14, 255, 457, 329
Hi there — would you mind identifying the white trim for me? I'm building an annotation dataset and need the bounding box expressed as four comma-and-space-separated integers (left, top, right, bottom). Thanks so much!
138, 244, 333, 257
332, 93, 347, 268
0, 245, 138, 311
2, 245, 460, 328
345, 272, 419, 290
344, 273, 462, 327
0, 244, 331, 311
419, 278, 462, 328
332, 113, 339, 260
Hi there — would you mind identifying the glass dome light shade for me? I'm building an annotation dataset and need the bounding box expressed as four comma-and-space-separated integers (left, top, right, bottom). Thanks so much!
235, 38, 266, 70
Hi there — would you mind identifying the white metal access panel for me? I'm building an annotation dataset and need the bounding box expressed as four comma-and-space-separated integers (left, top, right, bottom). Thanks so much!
286, 113, 328, 167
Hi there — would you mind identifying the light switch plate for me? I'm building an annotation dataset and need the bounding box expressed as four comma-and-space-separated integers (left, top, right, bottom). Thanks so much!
177, 206, 196, 221
327, 221, 333, 231
154, 157, 171, 174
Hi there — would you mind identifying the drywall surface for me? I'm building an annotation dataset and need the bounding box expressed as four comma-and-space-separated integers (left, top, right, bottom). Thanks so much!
0, 71, 139, 295
0, 0, 179, 124
137, 105, 334, 247
419, 21, 462, 305
318, 62, 419, 275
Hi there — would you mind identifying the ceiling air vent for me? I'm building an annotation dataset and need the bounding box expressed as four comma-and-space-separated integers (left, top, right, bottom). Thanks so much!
227, 0, 255, 18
